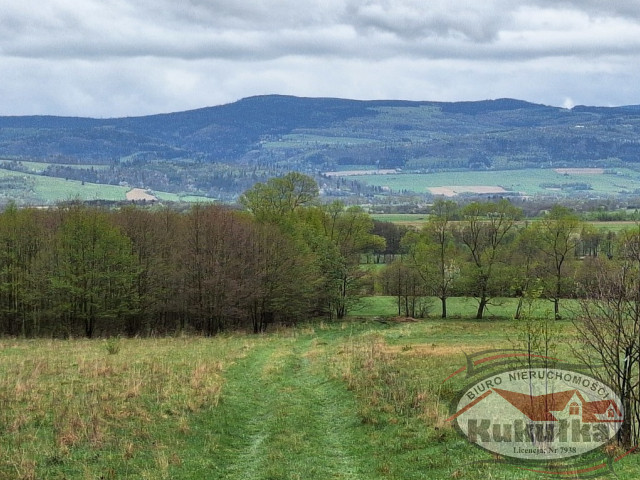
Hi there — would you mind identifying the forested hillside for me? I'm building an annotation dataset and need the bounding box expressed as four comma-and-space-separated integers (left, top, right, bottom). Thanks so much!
2, 95, 640, 201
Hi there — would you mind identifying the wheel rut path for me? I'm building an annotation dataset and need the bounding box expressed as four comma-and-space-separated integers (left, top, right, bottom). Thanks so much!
207, 337, 380, 480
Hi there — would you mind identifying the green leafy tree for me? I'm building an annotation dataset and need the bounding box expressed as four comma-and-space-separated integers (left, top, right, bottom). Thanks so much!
245, 222, 320, 332
240, 175, 349, 321
239, 172, 319, 222
46, 206, 139, 337
0, 205, 43, 336
371, 220, 409, 262
456, 200, 522, 319
321, 202, 385, 319
508, 223, 543, 320
114, 206, 178, 335
534, 205, 582, 319
404, 200, 459, 318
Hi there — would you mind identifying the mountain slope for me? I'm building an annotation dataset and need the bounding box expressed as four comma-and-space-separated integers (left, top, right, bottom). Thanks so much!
1, 95, 638, 164
1, 95, 640, 201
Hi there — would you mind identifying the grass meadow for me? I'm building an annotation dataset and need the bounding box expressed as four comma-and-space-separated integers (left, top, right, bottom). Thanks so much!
352, 168, 640, 196
0, 336, 253, 479
355, 295, 573, 319
371, 213, 640, 233
0, 167, 211, 205
0, 304, 637, 479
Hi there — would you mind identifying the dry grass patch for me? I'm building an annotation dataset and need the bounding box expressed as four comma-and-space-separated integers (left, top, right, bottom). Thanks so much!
0, 336, 251, 478
382, 343, 495, 357
329, 333, 454, 434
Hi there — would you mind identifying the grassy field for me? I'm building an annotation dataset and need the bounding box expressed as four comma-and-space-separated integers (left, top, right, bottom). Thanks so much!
372, 213, 640, 234
371, 214, 430, 227
355, 295, 573, 319
351, 168, 640, 196
0, 167, 212, 205
0, 313, 636, 479
586, 220, 640, 233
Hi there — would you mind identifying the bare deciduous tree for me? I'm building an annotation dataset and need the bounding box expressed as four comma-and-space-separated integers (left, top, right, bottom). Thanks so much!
573, 244, 640, 447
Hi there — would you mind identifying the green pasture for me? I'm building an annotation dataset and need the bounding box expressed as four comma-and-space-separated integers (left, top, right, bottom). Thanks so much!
586, 220, 640, 232
371, 213, 640, 234
355, 295, 572, 319
0, 317, 635, 479
349, 168, 640, 196
371, 213, 429, 224
0, 167, 211, 205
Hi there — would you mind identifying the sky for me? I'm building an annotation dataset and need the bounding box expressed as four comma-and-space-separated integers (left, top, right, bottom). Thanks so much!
1, 0, 640, 118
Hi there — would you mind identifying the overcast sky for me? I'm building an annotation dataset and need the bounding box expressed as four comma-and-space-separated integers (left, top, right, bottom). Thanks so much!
2, 0, 640, 117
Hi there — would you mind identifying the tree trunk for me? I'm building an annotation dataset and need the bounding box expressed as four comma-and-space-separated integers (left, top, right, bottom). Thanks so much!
441, 296, 447, 319
515, 296, 524, 320
476, 296, 488, 319
555, 275, 562, 319
476, 278, 489, 319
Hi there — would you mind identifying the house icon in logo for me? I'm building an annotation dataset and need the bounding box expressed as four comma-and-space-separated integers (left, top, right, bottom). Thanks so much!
450, 366, 625, 462
491, 388, 623, 424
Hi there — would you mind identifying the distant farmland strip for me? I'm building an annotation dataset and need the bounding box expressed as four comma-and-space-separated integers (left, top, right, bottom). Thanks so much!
323, 169, 397, 176
554, 168, 604, 174
345, 168, 640, 196
428, 186, 507, 196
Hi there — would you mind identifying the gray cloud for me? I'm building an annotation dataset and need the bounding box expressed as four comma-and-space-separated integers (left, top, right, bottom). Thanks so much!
0, 0, 639, 116
532, 0, 640, 19
347, 0, 509, 42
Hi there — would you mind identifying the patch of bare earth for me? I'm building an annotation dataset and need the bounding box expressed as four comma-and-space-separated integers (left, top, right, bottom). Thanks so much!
126, 188, 158, 201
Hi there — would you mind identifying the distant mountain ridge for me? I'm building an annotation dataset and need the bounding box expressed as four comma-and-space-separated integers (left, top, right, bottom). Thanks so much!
1, 95, 639, 164
1, 95, 640, 200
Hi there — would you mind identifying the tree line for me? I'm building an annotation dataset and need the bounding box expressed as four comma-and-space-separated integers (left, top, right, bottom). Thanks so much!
1, 171, 638, 339
0, 173, 384, 337
377, 200, 624, 320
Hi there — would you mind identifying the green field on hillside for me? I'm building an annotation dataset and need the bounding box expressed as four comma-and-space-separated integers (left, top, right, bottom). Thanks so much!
371, 213, 430, 224
372, 213, 640, 233
0, 167, 212, 205
351, 168, 640, 196
0, 316, 635, 479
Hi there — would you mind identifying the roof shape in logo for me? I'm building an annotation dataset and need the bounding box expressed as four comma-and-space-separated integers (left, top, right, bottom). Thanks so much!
492, 388, 622, 423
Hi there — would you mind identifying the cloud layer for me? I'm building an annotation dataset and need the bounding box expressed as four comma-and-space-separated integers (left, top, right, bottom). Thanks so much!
1, 0, 639, 116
